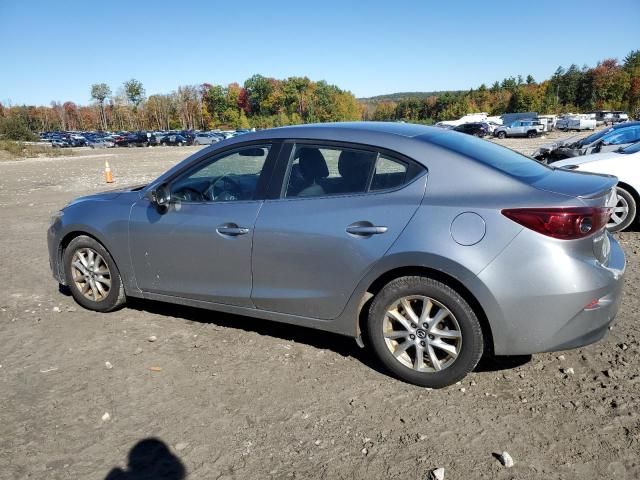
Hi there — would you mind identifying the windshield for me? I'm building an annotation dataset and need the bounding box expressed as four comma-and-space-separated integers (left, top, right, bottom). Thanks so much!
426, 131, 551, 182
577, 127, 613, 146
620, 141, 640, 154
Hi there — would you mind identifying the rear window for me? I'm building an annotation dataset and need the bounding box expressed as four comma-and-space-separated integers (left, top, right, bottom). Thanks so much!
426, 132, 551, 182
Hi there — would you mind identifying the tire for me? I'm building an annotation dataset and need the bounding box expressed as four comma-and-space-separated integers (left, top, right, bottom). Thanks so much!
366, 276, 484, 388
526, 130, 537, 138
63, 235, 126, 312
178, 142, 184, 146
607, 186, 637, 232
161, 142, 166, 147
497, 131, 506, 139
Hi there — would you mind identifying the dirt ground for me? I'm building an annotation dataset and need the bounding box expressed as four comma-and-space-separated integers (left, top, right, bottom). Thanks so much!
1, 133, 639, 480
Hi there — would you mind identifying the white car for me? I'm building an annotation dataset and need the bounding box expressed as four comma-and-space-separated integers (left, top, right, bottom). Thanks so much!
554, 141, 640, 232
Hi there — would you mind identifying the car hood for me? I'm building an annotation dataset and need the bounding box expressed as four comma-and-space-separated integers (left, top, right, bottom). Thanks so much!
65, 184, 146, 207
536, 135, 582, 152
531, 168, 617, 198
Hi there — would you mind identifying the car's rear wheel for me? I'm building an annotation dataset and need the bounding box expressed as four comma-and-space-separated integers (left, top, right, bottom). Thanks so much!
527, 130, 537, 138
607, 186, 637, 232
63, 235, 126, 312
497, 131, 506, 139
367, 276, 484, 388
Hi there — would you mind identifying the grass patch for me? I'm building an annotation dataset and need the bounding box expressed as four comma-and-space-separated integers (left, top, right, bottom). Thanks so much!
0, 140, 74, 159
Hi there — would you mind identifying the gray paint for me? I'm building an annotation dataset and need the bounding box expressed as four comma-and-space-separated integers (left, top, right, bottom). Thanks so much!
48, 122, 626, 356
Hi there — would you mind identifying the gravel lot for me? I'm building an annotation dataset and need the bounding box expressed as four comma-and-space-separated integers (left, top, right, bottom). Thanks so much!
1, 132, 639, 480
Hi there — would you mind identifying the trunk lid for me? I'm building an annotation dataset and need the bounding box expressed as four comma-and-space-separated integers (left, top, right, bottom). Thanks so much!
531, 168, 617, 200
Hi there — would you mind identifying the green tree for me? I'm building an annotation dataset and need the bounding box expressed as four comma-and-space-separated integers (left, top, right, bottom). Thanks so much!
244, 74, 273, 115
123, 79, 146, 110
236, 109, 250, 129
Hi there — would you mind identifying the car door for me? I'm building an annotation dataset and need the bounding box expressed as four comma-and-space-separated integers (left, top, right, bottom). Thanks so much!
251, 142, 427, 320
129, 142, 278, 306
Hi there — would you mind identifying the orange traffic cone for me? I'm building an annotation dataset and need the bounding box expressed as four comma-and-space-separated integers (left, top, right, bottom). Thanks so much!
104, 160, 114, 183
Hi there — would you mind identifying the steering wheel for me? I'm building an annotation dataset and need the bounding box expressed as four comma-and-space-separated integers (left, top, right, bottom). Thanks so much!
206, 175, 243, 202
172, 186, 206, 202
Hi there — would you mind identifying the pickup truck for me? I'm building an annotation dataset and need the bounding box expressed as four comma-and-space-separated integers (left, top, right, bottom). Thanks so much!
493, 120, 544, 139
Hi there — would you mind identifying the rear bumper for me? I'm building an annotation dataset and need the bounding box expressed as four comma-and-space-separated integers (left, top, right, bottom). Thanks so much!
478, 232, 625, 356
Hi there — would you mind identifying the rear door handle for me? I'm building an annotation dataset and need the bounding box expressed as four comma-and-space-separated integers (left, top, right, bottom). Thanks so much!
346, 224, 388, 236
216, 224, 250, 236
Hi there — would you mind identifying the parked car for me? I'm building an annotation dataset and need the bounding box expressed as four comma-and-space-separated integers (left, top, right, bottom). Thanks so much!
494, 120, 544, 138
554, 141, 640, 232
88, 138, 115, 149
435, 112, 489, 128
453, 122, 489, 137
51, 138, 71, 148
159, 134, 189, 146
194, 133, 222, 145
562, 116, 597, 131
114, 132, 150, 147
533, 121, 640, 163
48, 122, 624, 388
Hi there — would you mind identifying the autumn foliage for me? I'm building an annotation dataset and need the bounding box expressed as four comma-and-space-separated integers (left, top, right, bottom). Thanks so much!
364, 51, 640, 123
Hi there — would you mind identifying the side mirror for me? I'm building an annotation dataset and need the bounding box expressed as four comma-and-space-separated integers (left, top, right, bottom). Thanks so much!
147, 184, 171, 213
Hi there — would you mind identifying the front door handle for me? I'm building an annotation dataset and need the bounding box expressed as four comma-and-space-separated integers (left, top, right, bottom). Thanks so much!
216, 223, 250, 236
346, 223, 388, 236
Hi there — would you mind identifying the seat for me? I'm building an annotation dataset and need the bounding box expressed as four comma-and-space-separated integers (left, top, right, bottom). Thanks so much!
295, 148, 329, 197
337, 150, 376, 193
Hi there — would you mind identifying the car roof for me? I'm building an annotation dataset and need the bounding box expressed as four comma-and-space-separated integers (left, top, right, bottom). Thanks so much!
249, 122, 441, 139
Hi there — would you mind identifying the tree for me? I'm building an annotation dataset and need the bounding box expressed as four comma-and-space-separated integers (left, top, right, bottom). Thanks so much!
236, 109, 250, 129
244, 74, 273, 115
91, 83, 111, 130
123, 79, 146, 110
526, 75, 536, 85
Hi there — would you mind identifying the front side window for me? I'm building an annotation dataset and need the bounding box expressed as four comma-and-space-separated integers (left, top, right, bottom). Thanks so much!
284, 144, 419, 198
171, 145, 270, 202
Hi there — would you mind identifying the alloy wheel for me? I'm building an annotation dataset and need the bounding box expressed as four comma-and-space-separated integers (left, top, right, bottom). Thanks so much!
70, 248, 111, 302
608, 195, 629, 228
383, 296, 462, 372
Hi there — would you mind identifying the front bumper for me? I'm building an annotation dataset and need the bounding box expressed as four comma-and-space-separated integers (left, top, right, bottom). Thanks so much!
478, 232, 625, 356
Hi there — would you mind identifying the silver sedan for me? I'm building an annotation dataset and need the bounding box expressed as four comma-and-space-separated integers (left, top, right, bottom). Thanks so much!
47, 122, 625, 388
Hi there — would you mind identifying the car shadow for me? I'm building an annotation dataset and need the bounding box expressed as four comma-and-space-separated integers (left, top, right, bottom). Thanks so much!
104, 438, 186, 480
126, 297, 390, 376
126, 298, 531, 378
474, 354, 531, 372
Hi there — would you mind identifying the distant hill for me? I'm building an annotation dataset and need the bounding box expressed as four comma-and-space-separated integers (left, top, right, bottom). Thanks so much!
358, 91, 464, 103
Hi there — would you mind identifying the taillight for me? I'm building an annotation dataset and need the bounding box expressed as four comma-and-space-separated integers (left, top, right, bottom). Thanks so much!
502, 207, 612, 240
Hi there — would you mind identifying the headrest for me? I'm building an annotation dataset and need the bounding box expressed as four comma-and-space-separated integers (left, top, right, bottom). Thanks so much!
298, 148, 329, 181
338, 150, 376, 189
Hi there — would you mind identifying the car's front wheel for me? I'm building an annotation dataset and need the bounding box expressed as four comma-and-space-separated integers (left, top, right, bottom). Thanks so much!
497, 131, 506, 139
367, 276, 484, 388
607, 186, 637, 232
63, 235, 126, 312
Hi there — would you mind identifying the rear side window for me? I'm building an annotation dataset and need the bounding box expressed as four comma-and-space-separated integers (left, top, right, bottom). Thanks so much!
371, 155, 410, 191
426, 132, 551, 182
284, 144, 422, 198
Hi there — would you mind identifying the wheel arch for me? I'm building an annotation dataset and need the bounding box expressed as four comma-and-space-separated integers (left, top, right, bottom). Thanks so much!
356, 264, 495, 356
617, 181, 640, 205
56, 229, 117, 286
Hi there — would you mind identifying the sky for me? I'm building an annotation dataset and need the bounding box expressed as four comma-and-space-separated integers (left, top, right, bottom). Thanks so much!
1, 0, 639, 106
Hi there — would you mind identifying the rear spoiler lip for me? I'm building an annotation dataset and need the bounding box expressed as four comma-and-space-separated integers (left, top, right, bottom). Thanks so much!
577, 173, 617, 200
